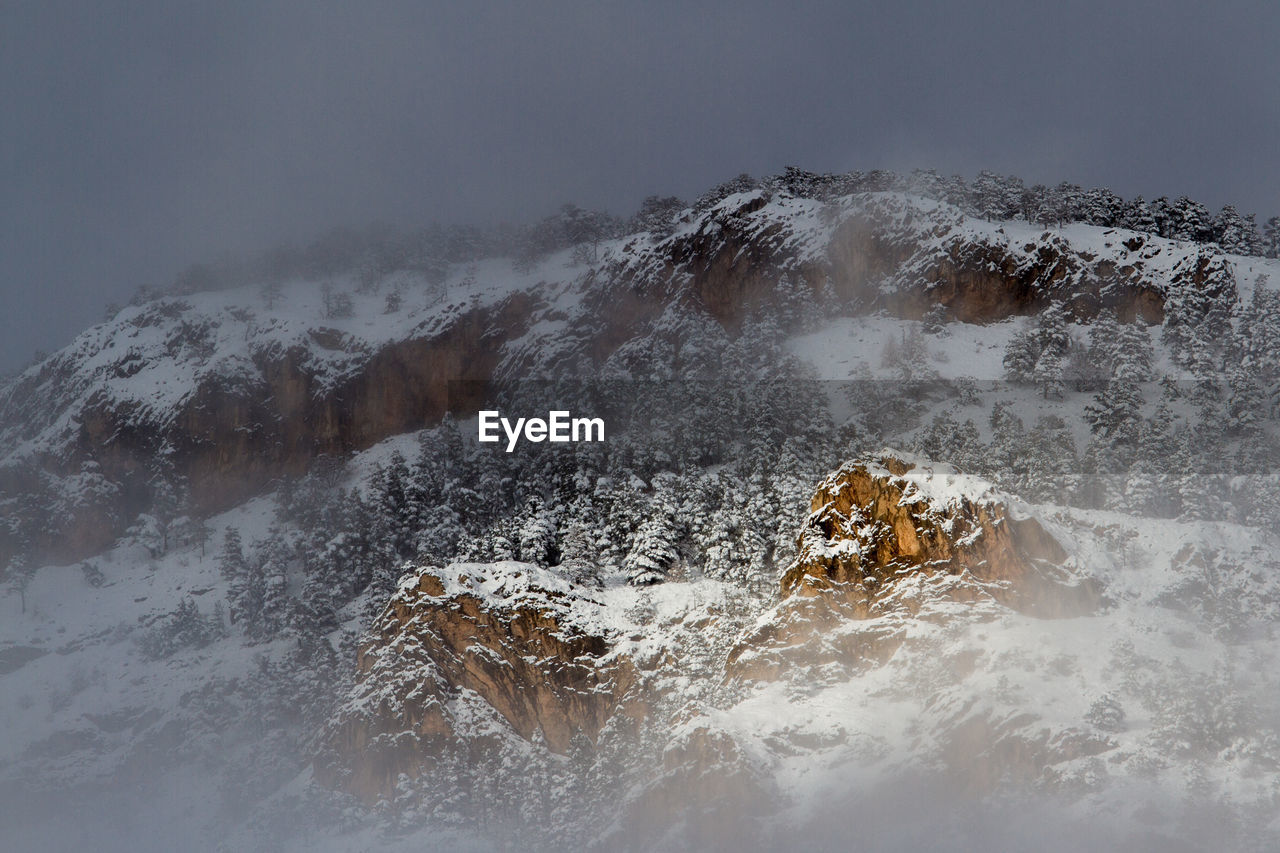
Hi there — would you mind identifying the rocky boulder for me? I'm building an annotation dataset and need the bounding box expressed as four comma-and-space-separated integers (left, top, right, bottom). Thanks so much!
321, 561, 634, 803
730, 452, 1100, 681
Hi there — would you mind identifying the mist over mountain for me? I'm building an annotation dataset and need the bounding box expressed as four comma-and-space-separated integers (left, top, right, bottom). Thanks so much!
6, 0, 1280, 374
4, 167, 1280, 851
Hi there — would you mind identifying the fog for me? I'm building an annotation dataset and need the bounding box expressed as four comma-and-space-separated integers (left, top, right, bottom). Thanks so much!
3, 4, 1280, 851
3, 1, 1279, 369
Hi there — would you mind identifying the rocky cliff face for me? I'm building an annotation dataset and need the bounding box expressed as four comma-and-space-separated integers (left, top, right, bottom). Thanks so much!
322, 562, 636, 802
0, 187, 1222, 567
825, 199, 1168, 323
728, 452, 1099, 684
779, 452, 1094, 616
646, 191, 1173, 330
326, 452, 1106, 839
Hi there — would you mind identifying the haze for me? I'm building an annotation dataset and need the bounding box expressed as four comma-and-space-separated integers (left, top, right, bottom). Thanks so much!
2, 0, 1277, 369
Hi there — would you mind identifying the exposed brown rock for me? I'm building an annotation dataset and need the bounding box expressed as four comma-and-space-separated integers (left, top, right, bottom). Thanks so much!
7, 293, 535, 565
779, 451, 1093, 615
0, 190, 1191, 568
667, 192, 826, 329
729, 452, 1099, 682
826, 208, 1165, 324
323, 562, 634, 803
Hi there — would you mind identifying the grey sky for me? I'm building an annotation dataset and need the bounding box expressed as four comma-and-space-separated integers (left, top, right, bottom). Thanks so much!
3, 0, 1277, 370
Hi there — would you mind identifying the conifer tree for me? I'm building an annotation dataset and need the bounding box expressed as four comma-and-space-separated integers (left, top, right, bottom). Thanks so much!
1121, 196, 1156, 233
1113, 322, 1154, 382
985, 402, 1028, 493
1024, 416, 1079, 503
517, 498, 558, 567
1087, 310, 1122, 378
1084, 375, 1144, 470
1263, 217, 1280, 259
1030, 303, 1071, 398
219, 528, 248, 622
624, 507, 679, 586
1170, 197, 1211, 242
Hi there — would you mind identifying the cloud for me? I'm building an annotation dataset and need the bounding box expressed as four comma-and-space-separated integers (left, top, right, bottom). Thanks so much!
3, 0, 1278, 368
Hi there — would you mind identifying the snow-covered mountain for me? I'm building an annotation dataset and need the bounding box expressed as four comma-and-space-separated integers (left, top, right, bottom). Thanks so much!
3, 171, 1280, 852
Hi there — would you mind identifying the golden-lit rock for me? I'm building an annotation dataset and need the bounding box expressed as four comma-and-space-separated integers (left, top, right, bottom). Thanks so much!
322, 561, 634, 802
729, 451, 1099, 682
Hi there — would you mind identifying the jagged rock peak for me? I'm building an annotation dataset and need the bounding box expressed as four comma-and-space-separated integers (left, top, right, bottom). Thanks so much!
322, 561, 634, 802
781, 450, 1095, 617
726, 452, 1100, 685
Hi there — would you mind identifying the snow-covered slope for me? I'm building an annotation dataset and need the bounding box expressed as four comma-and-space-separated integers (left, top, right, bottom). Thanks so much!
5, 175, 1280, 852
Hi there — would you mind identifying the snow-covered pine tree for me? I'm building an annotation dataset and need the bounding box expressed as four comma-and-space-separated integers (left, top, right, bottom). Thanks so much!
1024, 415, 1080, 503
218, 528, 248, 622
1120, 196, 1157, 233
914, 411, 984, 472
1225, 365, 1264, 439
1236, 277, 1280, 416
1087, 310, 1122, 378
1031, 302, 1071, 398
624, 506, 679, 586
970, 171, 1023, 221
517, 497, 558, 567
147, 459, 187, 555
1034, 346, 1066, 399
1213, 205, 1260, 254
1113, 322, 1154, 382
219, 528, 268, 635
1162, 251, 1237, 368
255, 531, 294, 639
412, 503, 464, 566
558, 507, 603, 588
1264, 217, 1280, 259
1176, 438, 1225, 522
921, 303, 949, 336
1064, 337, 1105, 393
1170, 197, 1211, 243
1150, 196, 1174, 238
629, 195, 686, 238
1080, 187, 1123, 227
1131, 403, 1181, 516
369, 451, 416, 561
985, 402, 1029, 494
1084, 374, 1144, 471
1121, 457, 1161, 516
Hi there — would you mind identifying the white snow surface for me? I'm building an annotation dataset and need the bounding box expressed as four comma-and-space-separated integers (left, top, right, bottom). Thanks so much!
4, 191, 1280, 850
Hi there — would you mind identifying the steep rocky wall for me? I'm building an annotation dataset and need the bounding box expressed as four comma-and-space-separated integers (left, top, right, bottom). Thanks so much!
165, 293, 531, 514
1, 190, 1203, 567
729, 452, 1100, 682
647, 191, 1169, 332
826, 209, 1166, 324
18, 294, 534, 563
672, 193, 827, 327
323, 562, 633, 803
778, 452, 1089, 616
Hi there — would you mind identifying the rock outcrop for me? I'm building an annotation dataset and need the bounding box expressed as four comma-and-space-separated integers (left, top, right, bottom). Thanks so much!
647, 191, 1172, 330
781, 451, 1092, 615
729, 452, 1100, 681
324, 452, 1106, 823
322, 562, 634, 802
825, 198, 1167, 324
0, 187, 1216, 568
